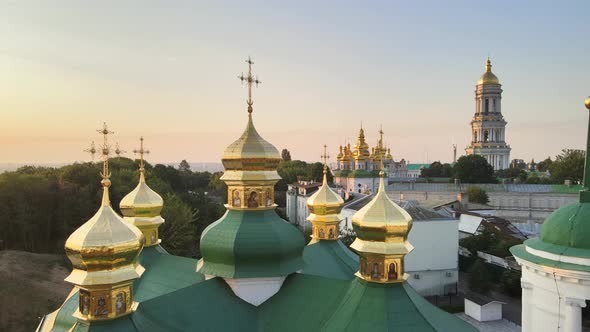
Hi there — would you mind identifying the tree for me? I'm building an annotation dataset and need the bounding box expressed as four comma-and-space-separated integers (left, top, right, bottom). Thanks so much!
549, 149, 585, 184
420, 161, 453, 178
281, 149, 292, 161
467, 186, 489, 204
468, 259, 492, 294
159, 194, 197, 256
178, 159, 191, 173
537, 157, 553, 172
453, 155, 496, 183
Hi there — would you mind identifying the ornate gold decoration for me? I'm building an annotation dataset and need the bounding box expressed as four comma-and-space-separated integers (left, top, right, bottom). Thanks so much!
120, 137, 164, 247
350, 159, 413, 283
585, 96, 590, 111
64, 123, 145, 321
221, 58, 281, 210
477, 58, 500, 85
306, 145, 345, 242
353, 124, 371, 161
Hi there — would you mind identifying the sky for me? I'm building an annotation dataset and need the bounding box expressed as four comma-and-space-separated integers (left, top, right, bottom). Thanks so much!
0, 0, 589, 165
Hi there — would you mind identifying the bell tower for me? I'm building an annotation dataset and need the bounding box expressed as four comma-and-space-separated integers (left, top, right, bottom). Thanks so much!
465, 58, 511, 169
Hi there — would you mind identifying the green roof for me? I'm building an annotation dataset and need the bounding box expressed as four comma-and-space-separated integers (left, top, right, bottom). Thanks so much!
511, 243, 590, 273
302, 240, 359, 280
199, 209, 305, 278
539, 202, 590, 250
58, 274, 474, 332
408, 164, 431, 171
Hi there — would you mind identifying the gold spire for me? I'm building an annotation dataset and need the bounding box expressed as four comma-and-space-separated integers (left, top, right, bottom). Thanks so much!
307, 145, 344, 242
65, 123, 144, 321
238, 56, 262, 114
353, 124, 370, 161
350, 158, 413, 283
120, 137, 164, 247
477, 57, 500, 85
222, 58, 280, 210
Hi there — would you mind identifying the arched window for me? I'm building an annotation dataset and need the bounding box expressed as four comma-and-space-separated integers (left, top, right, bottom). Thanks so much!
484, 99, 489, 114
484, 130, 489, 143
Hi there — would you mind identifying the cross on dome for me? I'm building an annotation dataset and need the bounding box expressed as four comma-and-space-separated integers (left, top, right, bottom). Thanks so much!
133, 137, 150, 170
238, 56, 262, 113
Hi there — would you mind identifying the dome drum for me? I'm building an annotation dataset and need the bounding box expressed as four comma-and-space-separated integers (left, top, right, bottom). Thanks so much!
358, 254, 407, 284
74, 282, 137, 321
227, 185, 276, 209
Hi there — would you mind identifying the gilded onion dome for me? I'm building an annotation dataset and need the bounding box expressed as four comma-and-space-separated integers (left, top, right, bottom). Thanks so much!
120, 138, 164, 247
477, 58, 500, 85
307, 162, 344, 242
65, 123, 145, 321
350, 164, 413, 283
65, 178, 145, 287
353, 127, 371, 160
342, 144, 352, 161
386, 148, 393, 161
220, 113, 282, 183
336, 145, 344, 161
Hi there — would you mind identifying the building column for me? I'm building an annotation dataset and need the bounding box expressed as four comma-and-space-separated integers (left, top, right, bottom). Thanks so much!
564, 297, 586, 332
521, 280, 534, 332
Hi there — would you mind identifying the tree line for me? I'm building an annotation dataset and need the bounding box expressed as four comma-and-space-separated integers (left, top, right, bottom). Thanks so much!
0, 151, 329, 256
421, 149, 584, 184
0, 158, 226, 256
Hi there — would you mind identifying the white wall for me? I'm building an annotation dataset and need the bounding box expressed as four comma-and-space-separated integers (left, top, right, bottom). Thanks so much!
465, 299, 482, 321
406, 269, 458, 296
405, 219, 459, 272
481, 303, 503, 321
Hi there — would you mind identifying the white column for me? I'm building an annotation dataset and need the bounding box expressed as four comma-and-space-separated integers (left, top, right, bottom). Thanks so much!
564, 298, 586, 332
521, 280, 534, 332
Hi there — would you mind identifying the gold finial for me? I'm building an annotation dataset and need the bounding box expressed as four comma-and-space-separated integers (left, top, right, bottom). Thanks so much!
585, 96, 590, 111
238, 56, 262, 113
84, 141, 97, 160
133, 136, 150, 171
485, 57, 492, 72
114, 142, 126, 158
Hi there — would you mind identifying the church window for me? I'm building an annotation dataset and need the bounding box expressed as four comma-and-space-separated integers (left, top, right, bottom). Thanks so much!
484, 130, 489, 142
484, 99, 489, 113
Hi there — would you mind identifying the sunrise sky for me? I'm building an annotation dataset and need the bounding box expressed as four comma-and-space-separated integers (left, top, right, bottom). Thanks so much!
0, 1, 589, 165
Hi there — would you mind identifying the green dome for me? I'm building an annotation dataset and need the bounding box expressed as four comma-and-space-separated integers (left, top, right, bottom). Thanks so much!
198, 209, 305, 278
540, 202, 590, 250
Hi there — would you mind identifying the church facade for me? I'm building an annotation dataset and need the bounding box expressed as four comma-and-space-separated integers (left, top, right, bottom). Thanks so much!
465, 59, 511, 170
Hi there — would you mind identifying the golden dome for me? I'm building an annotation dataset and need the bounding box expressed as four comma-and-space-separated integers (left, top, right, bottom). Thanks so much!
306, 164, 344, 241
585, 96, 590, 110
477, 58, 500, 85
336, 146, 344, 161
65, 179, 145, 286
350, 169, 413, 256
120, 170, 164, 219
221, 113, 281, 182
307, 168, 344, 219
386, 148, 393, 161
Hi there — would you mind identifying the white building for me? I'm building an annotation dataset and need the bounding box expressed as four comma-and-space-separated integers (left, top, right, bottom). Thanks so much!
464, 293, 505, 322
465, 58, 511, 170
286, 181, 322, 231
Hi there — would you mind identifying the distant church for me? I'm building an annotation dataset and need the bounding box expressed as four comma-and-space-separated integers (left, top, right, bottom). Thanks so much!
465, 58, 511, 170
333, 126, 407, 194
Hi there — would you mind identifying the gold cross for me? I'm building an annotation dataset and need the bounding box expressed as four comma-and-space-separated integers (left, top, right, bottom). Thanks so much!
114, 142, 126, 158
238, 56, 261, 113
84, 141, 97, 160
321, 144, 330, 166
133, 137, 150, 170
96, 122, 114, 179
